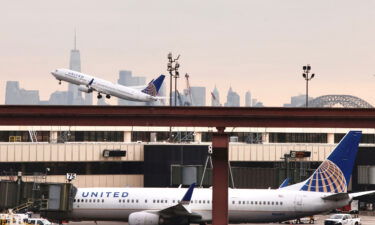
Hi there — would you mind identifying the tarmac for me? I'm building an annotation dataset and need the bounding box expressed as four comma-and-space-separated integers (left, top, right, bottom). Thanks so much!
68, 214, 375, 225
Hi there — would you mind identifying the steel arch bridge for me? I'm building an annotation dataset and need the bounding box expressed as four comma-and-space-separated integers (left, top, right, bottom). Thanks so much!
307, 95, 373, 108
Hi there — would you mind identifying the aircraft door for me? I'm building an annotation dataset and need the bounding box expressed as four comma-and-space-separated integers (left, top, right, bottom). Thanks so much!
294, 195, 303, 211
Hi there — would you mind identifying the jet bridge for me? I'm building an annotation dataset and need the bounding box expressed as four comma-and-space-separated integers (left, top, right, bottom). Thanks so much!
0, 176, 76, 214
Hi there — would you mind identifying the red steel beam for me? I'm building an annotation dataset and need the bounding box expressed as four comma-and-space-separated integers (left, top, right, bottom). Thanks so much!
212, 130, 229, 225
1, 105, 375, 127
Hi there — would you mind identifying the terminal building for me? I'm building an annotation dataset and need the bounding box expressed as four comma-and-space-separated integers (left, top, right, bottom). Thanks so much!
1, 126, 375, 204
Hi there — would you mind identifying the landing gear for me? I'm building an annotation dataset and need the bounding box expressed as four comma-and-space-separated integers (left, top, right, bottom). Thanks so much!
58, 80, 61, 85
97, 93, 102, 99
106, 94, 111, 99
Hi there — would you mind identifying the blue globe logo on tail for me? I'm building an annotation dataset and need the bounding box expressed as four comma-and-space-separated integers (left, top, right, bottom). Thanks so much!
301, 160, 347, 193
300, 131, 362, 193
141, 75, 165, 97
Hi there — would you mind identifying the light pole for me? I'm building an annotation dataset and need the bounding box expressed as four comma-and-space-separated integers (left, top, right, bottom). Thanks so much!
167, 52, 180, 106
302, 64, 315, 107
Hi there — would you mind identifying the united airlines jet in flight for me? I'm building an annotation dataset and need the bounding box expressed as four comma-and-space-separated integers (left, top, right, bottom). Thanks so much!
42, 131, 375, 225
51, 68, 165, 102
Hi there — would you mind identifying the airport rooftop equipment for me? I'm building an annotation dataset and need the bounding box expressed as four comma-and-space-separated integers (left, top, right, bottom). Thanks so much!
3, 105, 375, 225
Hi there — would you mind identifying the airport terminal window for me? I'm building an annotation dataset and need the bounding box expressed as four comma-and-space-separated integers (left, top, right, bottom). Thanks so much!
66, 131, 124, 142
201, 132, 212, 142
269, 133, 327, 143
132, 132, 151, 142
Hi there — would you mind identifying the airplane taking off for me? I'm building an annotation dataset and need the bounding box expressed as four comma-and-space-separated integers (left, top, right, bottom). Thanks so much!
42, 131, 375, 225
51, 68, 165, 102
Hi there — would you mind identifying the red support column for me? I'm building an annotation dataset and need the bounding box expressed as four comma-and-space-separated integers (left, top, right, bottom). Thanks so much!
212, 127, 229, 225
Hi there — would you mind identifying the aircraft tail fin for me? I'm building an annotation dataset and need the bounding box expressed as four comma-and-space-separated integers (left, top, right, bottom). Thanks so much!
300, 131, 362, 193
141, 75, 165, 97
282, 131, 362, 193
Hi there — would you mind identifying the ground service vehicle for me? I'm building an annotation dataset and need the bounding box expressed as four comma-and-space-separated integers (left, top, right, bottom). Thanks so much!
324, 214, 361, 225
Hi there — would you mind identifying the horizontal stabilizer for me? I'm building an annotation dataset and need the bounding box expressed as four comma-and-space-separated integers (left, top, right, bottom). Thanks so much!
322, 193, 349, 201
349, 190, 375, 198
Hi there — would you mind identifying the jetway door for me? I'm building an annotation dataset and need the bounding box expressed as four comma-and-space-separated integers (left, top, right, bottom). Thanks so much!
48, 185, 62, 210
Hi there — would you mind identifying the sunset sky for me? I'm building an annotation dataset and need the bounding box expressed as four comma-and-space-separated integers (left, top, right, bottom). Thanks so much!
1, 0, 375, 106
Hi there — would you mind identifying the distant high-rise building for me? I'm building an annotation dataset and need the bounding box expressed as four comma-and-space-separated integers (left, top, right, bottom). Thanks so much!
48, 91, 69, 105
224, 87, 240, 107
211, 86, 221, 106
67, 32, 86, 105
5, 81, 40, 105
190, 86, 206, 106
97, 98, 108, 106
117, 70, 147, 106
283, 94, 313, 107
245, 91, 252, 107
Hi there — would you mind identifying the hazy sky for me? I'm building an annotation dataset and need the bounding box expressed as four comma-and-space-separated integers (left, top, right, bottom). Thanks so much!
1, 0, 375, 106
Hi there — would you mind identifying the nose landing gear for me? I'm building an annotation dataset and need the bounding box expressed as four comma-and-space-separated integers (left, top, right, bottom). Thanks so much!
58, 80, 61, 85
97, 93, 102, 99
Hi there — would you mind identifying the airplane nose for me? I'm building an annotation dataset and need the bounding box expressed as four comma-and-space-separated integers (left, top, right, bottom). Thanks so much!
51, 70, 57, 76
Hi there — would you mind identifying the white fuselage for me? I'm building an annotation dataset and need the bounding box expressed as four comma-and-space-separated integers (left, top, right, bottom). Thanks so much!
51, 68, 156, 102
60, 187, 350, 223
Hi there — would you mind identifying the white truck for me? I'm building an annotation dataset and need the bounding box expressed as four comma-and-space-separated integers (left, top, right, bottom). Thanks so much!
324, 214, 361, 225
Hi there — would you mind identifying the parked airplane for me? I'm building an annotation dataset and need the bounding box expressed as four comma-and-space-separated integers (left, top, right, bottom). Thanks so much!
42, 131, 375, 225
51, 68, 165, 102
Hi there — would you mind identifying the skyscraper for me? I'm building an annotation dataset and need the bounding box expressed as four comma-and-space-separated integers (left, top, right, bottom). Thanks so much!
245, 91, 252, 107
190, 86, 206, 106
67, 32, 86, 105
117, 70, 146, 106
5, 81, 40, 105
224, 87, 240, 107
211, 86, 221, 106
283, 94, 313, 107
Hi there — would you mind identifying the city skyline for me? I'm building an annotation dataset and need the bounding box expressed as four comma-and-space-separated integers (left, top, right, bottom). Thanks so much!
1, 1, 375, 106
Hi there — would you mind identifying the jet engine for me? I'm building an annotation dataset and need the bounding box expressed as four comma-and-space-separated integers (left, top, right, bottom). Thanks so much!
78, 85, 92, 93
128, 212, 162, 225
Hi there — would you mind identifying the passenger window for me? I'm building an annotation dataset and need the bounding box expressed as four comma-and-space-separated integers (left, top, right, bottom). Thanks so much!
85, 199, 88, 203
77, 199, 80, 203
89, 199, 92, 203
145, 200, 147, 203
276, 202, 278, 205
263, 201, 266, 205
157, 200, 159, 203
102, 199, 104, 203
203, 200, 205, 204
259, 201, 262, 205
173, 200, 175, 203
119, 200, 121, 203
280, 202, 283, 205
251, 201, 253, 204
127, 199, 130, 203
131, 200, 134, 203
199, 200, 201, 204
238, 201, 241, 204
272, 202, 274, 205
255, 201, 257, 205
136, 200, 138, 203
153, 200, 155, 203
243, 201, 245, 204
267, 201, 270, 205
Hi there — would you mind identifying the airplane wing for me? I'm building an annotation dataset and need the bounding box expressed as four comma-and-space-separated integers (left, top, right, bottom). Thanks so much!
322, 190, 375, 201
158, 183, 202, 222
322, 193, 349, 201
349, 190, 375, 198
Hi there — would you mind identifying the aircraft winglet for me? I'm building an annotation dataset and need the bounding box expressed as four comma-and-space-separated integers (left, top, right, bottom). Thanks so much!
279, 178, 290, 188
181, 183, 195, 205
